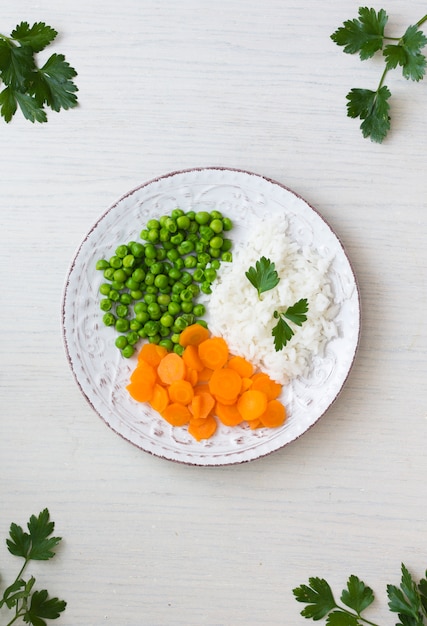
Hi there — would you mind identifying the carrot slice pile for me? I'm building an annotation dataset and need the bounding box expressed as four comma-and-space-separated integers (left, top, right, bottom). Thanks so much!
126, 324, 287, 441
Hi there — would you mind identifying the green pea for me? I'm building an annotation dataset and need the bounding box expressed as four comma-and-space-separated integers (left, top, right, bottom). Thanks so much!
142, 273, 152, 287
115, 335, 128, 349
157, 293, 171, 306
132, 267, 146, 282
173, 344, 184, 356
99, 283, 111, 296
168, 301, 181, 316
134, 302, 147, 313
172, 281, 185, 294
173, 258, 184, 270
160, 313, 174, 328
150, 262, 164, 275
115, 244, 129, 258
110, 280, 125, 291
109, 255, 122, 269
148, 334, 161, 345
170, 232, 184, 246
195, 211, 210, 225
159, 339, 174, 351
209, 247, 221, 258
222, 251, 232, 262
147, 218, 160, 230
165, 217, 177, 233
168, 267, 182, 281
184, 255, 197, 269
154, 274, 169, 289
102, 312, 116, 326
177, 240, 194, 255
180, 271, 192, 286
221, 238, 232, 251
109, 290, 120, 302
196, 319, 208, 329
144, 320, 160, 336
116, 318, 130, 333
147, 229, 159, 243
193, 303, 205, 317
180, 289, 193, 302
159, 227, 171, 242
127, 331, 140, 345
167, 248, 179, 262
100, 298, 112, 312
210, 235, 223, 249
176, 215, 190, 230
130, 289, 143, 300
130, 242, 145, 257
120, 293, 133, 305
147, 302, 162, 319
171, 333, 181, 344
116, 304, 129, 318
201, 281, 212, 295
210, 218, 223, 233
193, 268, 204, 282
136, 311, 150, 325
113, 268, 127, 283
211, 259, 220, 270
204, 267, 217, 283
103, 267, 115, 281
222, 217, 232, 231
125, 277, 140, 291
181, 301, 193, 313
171, 208, 184, 219
144, 293, 157, 305
129, 320, 142, 331
144, 244, 156, 259
122, 344, 135, 358
96, 259, 110, 270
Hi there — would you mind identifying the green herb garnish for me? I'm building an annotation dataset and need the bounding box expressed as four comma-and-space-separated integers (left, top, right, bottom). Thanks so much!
0, 21, 78, 123
293, 563, 427, 625
331, 8, 427, 143
245, 256, 280, 299
272, 298, 309, 351
0, 509, 66, 625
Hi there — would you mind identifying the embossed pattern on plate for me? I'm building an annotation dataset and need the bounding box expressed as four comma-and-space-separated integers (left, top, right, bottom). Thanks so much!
61, 168, 360, 466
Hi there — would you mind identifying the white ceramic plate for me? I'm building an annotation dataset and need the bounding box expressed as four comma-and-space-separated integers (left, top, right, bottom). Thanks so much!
62, 168, 360, 466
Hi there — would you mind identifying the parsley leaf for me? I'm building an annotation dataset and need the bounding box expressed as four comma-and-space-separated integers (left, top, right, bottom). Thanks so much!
6, 508, 61, 561
0, 21, 78, 123
331, 9, 427, 142
341, 575, 375, 614
26, 589, 67, 625
330, 7, 388, 60
272, 298, 308, 351
10, 21, 57, 53
346, 86, 391, 143
384, 25, 427, 81
387, 564, 424, 623
245, 256, 280, 299
293, 577, 337, 620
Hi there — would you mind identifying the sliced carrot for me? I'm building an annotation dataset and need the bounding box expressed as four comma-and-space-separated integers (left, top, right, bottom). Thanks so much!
138, 342, 168, 367
237, 389, 268, 421
157, 352, 187, 385
259, 399, 286, 428
149, 383, 169, 413
213, 393, 238, 406
193, 383, 211, 395
130, 360, 157, 385
188, 415, 217, 441
247, 418, 263, 429
162, 403, 192, 426
168, 380, 194, 405
209, 367, 242, 402
198, 337, 229, 370
179, 323, 210, 347
216, 402, 243, 427
227, 355, 254, 378
182, 344, 204, 372
250, 372, 282, 400
190, 391, 215, 420
126, 380, 155, 403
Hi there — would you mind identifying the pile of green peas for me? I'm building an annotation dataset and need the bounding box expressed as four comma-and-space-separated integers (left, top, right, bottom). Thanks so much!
95, 208, 233, 358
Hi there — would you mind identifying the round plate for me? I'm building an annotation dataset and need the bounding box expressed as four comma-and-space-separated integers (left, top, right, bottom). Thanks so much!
61, 167, 360, 466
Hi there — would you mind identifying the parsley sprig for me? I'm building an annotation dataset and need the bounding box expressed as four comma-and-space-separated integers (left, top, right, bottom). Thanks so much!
293, 563, 427, 625
245, 256, 280, 299
331, 8, 427, 143
272, 299, 309, 351
0, 21, 78, 123
0, 509, 66, 625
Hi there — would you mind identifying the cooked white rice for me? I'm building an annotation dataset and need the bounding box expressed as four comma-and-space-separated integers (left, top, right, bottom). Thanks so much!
204, 217, 339, 384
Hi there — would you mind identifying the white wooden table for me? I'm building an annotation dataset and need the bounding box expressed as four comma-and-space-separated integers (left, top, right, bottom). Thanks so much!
1, 1, 426, 624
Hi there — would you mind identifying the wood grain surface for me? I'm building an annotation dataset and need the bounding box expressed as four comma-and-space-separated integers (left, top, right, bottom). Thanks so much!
1, 1, 426, 624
